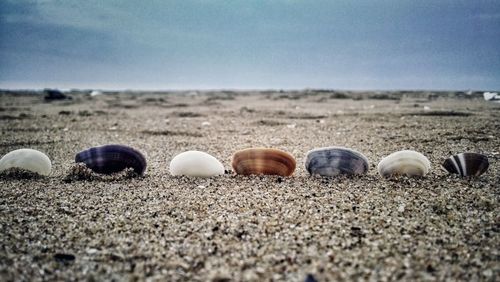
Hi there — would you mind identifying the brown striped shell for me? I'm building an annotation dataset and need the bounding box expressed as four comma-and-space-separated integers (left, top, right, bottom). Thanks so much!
231, 148, 296, 176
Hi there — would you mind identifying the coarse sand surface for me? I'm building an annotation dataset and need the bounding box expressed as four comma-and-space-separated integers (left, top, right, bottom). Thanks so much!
1, 90, 499, 281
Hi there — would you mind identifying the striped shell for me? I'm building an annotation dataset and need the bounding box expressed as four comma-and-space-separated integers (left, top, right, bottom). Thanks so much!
75, 144, 146, 175
378, 150, 430, 177
305, 147, 369, 176
170, 151, 224, 177
232, 148, 296, 176
0, 149, 52, 176
442, 153, 489, 177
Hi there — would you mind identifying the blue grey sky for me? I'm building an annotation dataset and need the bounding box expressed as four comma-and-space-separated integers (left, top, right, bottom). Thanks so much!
1, 0, 499, 90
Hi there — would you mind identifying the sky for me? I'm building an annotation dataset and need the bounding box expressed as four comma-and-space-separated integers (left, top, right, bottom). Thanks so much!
0, 0, 499, 91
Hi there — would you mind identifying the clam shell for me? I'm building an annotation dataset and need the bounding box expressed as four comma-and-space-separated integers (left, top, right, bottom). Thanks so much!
75, 144, 146, 175
305, 146, 369, 176
377, 150, 430, 177
442, 153, 489, 176
232, 148, 296, 176
169, 151, 224, 177
0, 149, 52, 176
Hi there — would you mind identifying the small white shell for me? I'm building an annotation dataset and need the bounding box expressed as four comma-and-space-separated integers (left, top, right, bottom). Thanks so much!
377, 150, 430, 177
90, 90, 102, 96
0, 149, 52, 176
169, 151, 224, 177
483, 91, 499, 101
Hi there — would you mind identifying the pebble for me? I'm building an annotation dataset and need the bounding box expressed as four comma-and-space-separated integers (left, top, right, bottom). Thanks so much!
398, 204, 405, 213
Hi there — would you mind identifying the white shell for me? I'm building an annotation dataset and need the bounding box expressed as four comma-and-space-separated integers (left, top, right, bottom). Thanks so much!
483, 91, 499, 101
377, 150, 430, 177
0, 149, 52, 176
90, 90, 103, 96
169, 151, 224, 177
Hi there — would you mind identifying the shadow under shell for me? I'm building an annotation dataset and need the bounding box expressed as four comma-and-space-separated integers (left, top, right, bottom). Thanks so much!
75, 144, 147, 175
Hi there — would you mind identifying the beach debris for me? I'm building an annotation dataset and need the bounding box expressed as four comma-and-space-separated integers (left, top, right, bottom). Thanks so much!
483, 92, 500, 102
54, 253, 75, 263
304, 274, 318, 282
44, 89, 70, 101
442, 153, 489, 177
305, 147, 369, 176
403, 110, 472, 117
398, 204, 406, 213
85, 248, 99, 255
75, 144, 146, 175
378, 150, 430, 177
90, 90, 103, 96
63, 163, 95, 182
232, 148, 296, 176
201, 121, 211, 126
169, 150, 224, 177
0, 148, 52, 176
58, 110, 72, 115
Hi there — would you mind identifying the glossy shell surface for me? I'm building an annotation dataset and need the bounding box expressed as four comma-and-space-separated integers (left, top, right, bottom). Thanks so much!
170, 151, 224, 177
0, 148, 52, 176
305, 147, 369, 176
442, 153, 489, 176
232, 148, 296, 176
378, 150, 430, 177
75, 144, 146, 175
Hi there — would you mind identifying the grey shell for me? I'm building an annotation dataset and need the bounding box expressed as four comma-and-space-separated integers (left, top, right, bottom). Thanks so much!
305, 147, 369, 176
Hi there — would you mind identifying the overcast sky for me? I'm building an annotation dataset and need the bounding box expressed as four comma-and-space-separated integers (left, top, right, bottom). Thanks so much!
1, 0, 499, 90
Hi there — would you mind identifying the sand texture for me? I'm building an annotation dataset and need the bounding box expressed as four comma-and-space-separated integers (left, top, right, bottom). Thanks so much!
0, 90, 499, 281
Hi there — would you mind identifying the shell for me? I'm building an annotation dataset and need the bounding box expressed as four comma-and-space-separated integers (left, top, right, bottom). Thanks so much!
305, 147, 369, 176
377, 150, 430, 177
483, 91, 500, 101
232, 148, 296, 176
75, 144, 146, 175
169, 151, 224, 177
442, 153, 489, 177
44, 89, 70, 101
90, 90, 103, 96
0, 149, 52, 176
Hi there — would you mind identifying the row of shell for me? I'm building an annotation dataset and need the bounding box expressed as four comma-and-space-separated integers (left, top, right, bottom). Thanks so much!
0, 145, 490, 178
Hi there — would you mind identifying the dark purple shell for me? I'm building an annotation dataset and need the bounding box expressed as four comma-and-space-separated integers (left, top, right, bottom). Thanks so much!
442, 153, 489, 177
75, 145, 146, 175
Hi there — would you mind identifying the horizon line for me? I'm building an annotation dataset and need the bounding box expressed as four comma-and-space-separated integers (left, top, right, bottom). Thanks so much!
0, 87, 497, 93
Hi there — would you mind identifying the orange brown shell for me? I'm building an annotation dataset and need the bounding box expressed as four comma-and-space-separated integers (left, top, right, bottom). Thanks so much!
231, 148, 296, 176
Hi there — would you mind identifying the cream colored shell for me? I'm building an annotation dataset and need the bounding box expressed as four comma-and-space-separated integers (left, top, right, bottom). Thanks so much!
169, 151, 224, 177
0, 149, 52, 176
378, 150, 430, 177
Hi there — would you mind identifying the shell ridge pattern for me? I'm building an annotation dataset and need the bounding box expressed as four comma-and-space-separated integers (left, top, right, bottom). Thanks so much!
305, 147, 369, 176
75, 145, 146, 175
449, 155, 461, 175
458, 153, 467, 176
453, 155, 464, 176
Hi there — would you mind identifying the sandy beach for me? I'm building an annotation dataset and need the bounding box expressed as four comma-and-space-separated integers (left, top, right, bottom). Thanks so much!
0, 90, 498, 281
